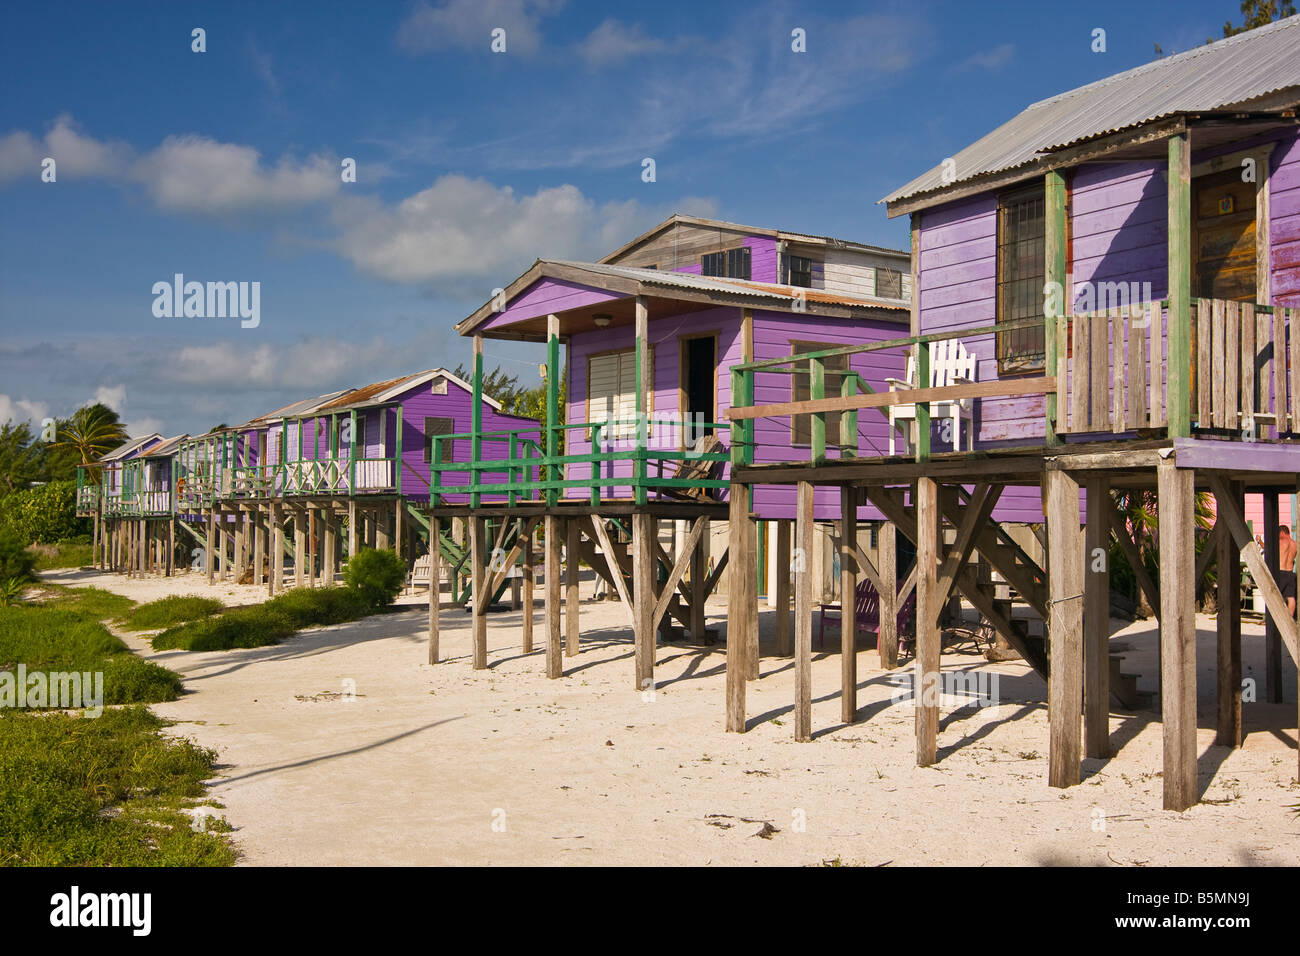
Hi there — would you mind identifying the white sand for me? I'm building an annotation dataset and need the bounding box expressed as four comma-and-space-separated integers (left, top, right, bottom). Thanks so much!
41, 567, 1300, 866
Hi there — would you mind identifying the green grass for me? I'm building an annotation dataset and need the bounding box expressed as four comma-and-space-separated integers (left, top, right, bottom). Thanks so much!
152, 586, 372, 652
0, 604, 182, 705
39, 584, 137, 622
0, 706, 236, 866
29, 541, 95, 571
122, 595, 223, 632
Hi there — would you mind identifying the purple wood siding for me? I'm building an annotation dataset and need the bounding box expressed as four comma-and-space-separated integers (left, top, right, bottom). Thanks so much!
1269, 131, 1300, 305
479, 278, 618, 332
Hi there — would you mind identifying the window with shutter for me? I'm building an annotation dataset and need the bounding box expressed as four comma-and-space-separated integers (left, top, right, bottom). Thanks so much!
424, 417, 455, 463
587, 348, 651, 441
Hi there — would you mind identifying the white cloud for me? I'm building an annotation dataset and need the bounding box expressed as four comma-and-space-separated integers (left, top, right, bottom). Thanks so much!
0, 115, 131, 183
168, 337, 395, 392
328, 174, 717, 287
578, 20, 670, 66
134, 135, 338, 214
92, 385, 127, 413
0, 394, 51, 428
397, 0, 565, 57
125, 417, 164, 438
958, 43, 1015, 71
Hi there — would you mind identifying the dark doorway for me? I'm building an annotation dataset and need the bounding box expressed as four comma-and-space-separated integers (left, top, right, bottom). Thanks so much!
1192, 167, 1257, 302
683, 335, 716, 448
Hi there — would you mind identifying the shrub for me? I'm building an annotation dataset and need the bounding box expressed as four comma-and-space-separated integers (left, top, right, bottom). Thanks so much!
0, 480, 86, 545
266, 586, 370, 626
0, 706, 236, 866
122, 595, 223, 631
0, 529, 36, 583
150, 586, 375, 652
30, 539, 95, 571
343, 548, 406, 608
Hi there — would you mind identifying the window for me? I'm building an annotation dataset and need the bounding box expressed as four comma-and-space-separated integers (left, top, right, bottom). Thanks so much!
876, 267, 902, 299
588, 348, 651, 441
701, 246, 751, 279
424, 416, 455, 463
785, 255, 813, 288
352, 416, 367, 453
790, 341, 848, 446
995, 184, 1047, 372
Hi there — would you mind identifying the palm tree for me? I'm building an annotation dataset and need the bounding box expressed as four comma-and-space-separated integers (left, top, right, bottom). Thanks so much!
50, 403, 129, 478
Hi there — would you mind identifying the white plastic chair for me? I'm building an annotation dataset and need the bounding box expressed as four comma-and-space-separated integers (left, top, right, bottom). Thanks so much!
886, 340, 977, 454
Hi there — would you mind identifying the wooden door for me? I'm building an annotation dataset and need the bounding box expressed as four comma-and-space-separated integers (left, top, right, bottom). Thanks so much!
1192, 167, 1256, 302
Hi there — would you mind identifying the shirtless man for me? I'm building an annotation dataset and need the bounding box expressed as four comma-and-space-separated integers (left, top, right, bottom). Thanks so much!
1280, 525, 1297, 618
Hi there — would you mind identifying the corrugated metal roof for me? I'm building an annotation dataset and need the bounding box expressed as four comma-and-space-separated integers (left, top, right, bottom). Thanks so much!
546, 260, 905, 310
100, 433, 163, 462
138, 434, 189, 458
244, 389, 352, 426
883, 15, 1300, 206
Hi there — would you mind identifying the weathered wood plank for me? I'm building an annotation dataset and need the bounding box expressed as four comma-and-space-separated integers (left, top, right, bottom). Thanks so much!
1225, 299, 1240, 430
545, 514, 563, 679
841, 486, 858, 725
1128, 311, 1147, 430
522, 520, 534, 654
1241, 301, 1256, 432
1158, 459, 1197, 811
1057, 312, 1069, 431
1273, 306, 1286, 437
725, 484, 752, 732
1289, 307, 1300, 432
1091, 309, 1109, 429
470, 517, 488, 670
1150, 302, 1165, 428
775, 520, 792, 656
1071, 312, 1088, 432
726, 376, 1057, 421
1084, 478, 1110, 759
1046, 469, 1083, 788
915, 477, 940, 767
1112, 308, 1125, 433
794, 481, 815, 742
565, 519, 580, 658
878, 520, 898, 670
1197, 298, 1212, 427
1211, 298, 1226, 429
632, 512, 656, 691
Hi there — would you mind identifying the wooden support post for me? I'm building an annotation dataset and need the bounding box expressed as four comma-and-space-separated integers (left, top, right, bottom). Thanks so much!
1084, 477, 1110, 759
915, 478, 940, 766
294, 510, 306, 589
470, 516, 487, 670
522, 521, 534, 654
1216, 483, 1243, 748
1264, 492, 1283, 703
1167, 131, 1192, 438
1046, 468, 1084, 787
206, 509, 215, 585
234, 508, 246, 582
269, 503, 282, 595
690, 519, 708, 642
633, 512, 655, 692
545, 515, 562, 679
393, 503, 402, 566
840, 485, 858, 724
348, 498, 358, 563
252, 507, 264, 586
726, 484, 753, 731
879, 519, 899, 670
633, 296, 650, 506
167, 516, 175, 577
565, 519, 580, 657
794, 481, 815, 742
775, 519, 792, 656
1158, 459, 1198, 811
1044, 168, 1067, 446
309, 508, 317, 588
427, 516, 441, 664
321, 509, 333, 586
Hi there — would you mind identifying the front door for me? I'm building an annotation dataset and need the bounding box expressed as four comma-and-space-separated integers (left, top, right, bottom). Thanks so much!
682, 335, 716, 447
1192, 167, 1257, 302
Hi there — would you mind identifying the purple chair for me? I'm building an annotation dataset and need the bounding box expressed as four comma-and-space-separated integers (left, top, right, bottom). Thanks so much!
817, 578, 916, 650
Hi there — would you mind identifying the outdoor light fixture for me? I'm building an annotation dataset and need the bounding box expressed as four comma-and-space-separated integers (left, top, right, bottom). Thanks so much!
593, 313, 612, 327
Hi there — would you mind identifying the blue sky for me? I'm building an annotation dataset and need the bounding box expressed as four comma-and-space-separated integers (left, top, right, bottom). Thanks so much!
0, 0, 1249, 437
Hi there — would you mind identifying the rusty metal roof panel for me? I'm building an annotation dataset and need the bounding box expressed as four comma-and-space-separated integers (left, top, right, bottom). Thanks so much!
883, 15, 1300, 206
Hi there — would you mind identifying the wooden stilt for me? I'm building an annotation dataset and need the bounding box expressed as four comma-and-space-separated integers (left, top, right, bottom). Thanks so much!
633, 512, 655, 692
347, 499, 358, 563
545, 515, 562, 679
1264, 492, 1283, 703
840, 485, 858, 724
879, 520, 899, 669
428, 516, 441, 664
1216, 482, 1243, 747
234, 508, 246, 582
471, 515, 487, 670
271, 501, 284, 595
1084, 477, 1110, 758
321, 509, 333, 586
775, 519, 792, 656
206, 509, 215, 585
294, 511, 306, 589
1046, 468, 1084, 787
726, 483, 754, 731
915, 477, 940, 767
565, 519, 580, 657
167, 517, 175, 576
690, 520, 708, 642
1158, 459, 1197, 811
795, 481, 815, 741
309, 508, 317, 588
522, 521, 534, 654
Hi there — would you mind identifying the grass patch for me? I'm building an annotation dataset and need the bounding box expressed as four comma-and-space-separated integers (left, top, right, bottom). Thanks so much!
0, 604, 182, 705
152, 586, 372, 652
29, 540, 95, 571
122, 595, 223, 632
39, 584, 137, 622
0, 706, 236, 866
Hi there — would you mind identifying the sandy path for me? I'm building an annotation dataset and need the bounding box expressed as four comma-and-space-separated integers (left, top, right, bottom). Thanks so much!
42, 568, 1300, 865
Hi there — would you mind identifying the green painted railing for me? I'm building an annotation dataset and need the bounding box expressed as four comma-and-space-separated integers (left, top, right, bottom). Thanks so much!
429, 419, 730, 508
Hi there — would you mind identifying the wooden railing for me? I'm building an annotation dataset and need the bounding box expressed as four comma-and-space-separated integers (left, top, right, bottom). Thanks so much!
1056, 298, 1298, 437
